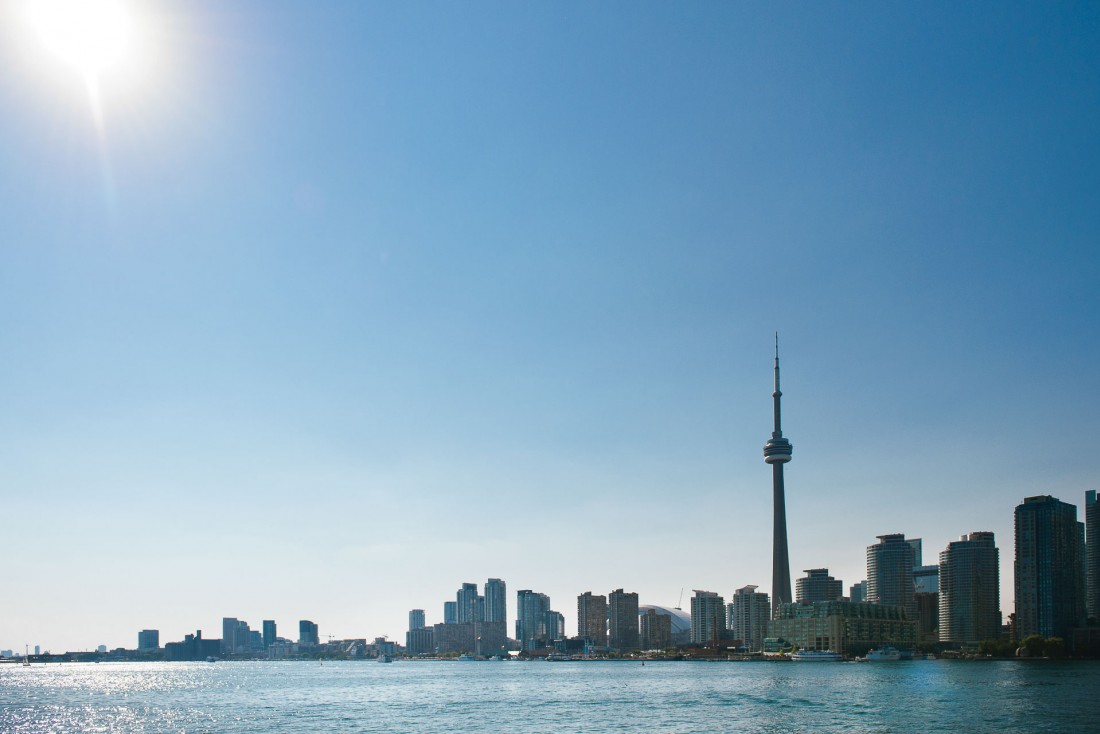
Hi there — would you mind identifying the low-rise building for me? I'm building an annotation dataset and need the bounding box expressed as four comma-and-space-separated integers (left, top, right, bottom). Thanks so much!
769, 601, 916, 656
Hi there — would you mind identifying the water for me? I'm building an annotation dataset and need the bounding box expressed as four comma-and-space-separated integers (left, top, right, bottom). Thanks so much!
1, 659, 1096, 733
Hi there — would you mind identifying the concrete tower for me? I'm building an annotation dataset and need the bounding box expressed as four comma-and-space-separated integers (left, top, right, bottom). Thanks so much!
763, 335, 793, 616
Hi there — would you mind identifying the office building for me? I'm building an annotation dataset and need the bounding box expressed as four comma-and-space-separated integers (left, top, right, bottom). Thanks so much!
640, 608, 672, 650
137, 629, 159, 652
164, 630, 221, 662
299, 620, 319, 647
608, 589, 640, 651
1014, 495, 1086, 639
409, 609, 426, 632
406, 626, 434, 656
262, 620, 276, 648
763, 337, 794, 615
849, 580, 867, 604
444, 601, 458, 625
577, 592, 608, 646
690, 590, 726, 645
795, 569, 843, 604
728, 585, 771, 652
867, 534, 917, 620
939, 531, 1000, 645
221, 618, 239, 655
914, 565, 939, 594
1087, 490, 1099, 622
485, 578, 507, 624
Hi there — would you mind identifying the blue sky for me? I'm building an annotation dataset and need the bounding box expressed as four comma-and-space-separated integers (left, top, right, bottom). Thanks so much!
1, 1, 1098, 652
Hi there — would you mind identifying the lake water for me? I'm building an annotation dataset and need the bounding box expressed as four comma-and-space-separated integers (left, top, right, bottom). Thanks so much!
1, 659, 1096, 733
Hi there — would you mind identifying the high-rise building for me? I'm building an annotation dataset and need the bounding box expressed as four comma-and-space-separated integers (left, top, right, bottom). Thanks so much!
763, 336, 794, 616
907, 538, 923, 567
577, 592, 608, 646
221, 617, 239, 655
516, 590, 551, 650
299, 620, 319, 647
849, 580, 867, 604
409, 609, 426, 632
444, 601, 458, 625
262, 620, 276, 648
1087, 490, 1099, 622
545, 611, 565, 643
485, 578, 507, 624
728, 585, 770, 652
137, 629, 159, 652
867, 534, 917, 620
795, 569, 843, 604
914, 565, 939, 594
457, 582, 481, 623
938, 531, 1000, 645
640, 608, 672, 650
608, 589, 640, 651
690, 590, 726, 645
1015, 495, 1086, 640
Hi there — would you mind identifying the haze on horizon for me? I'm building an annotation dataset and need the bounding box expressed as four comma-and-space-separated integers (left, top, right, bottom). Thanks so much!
1, 1, 1098, 653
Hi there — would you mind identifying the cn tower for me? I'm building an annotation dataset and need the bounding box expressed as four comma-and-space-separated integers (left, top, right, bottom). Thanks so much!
763, 334, 792, 617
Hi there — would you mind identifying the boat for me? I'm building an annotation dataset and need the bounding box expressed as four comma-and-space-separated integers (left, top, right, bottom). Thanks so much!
790, 649, 843, 662
377, 654, 393, 663
866, 646, 901, 661
457, 654, 474, 661
22, 646, 30, 667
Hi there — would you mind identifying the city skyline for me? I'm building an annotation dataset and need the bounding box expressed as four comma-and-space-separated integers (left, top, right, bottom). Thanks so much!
2, 2, 1099, 652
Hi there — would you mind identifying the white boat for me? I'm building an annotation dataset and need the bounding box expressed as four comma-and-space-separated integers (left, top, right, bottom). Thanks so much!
866, 646, 901, 661
790, 649, 842, 662
457, 654, 474, 661
377, 654, 393, 663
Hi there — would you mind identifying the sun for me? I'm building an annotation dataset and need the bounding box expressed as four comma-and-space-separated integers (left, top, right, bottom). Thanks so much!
29, 0, 132, 82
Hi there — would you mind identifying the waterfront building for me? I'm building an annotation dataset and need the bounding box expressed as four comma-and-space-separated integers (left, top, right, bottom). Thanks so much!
299, 620, 319, 647
434, 622, 475, 654
405, 626, 434, 656
516, 589, 551, 651
221, 618, 238, 655
577, 592, 608, 646
849, 581, 867, 604
164, 630, 221, 661
1087, 490, 1099, 621
914, 592, 939, 642
608, 589, 640, 651
409, 609, 426, 632
795, 569, 843, 604
1014, 495, 1086, 640
770, 601, 917, 656
638, 605, 693, 646
728, 585, 771, 652
443, 601, 457, 625
546, 611, 566, 644
485, 578, 507, 624
763, 336, 794, 616
690, 590, 726, 645
867, 534, 917, 620
262, 620, 276, 648
939, 531, 1000, 645
137, 629, 159, 652
457, 582, 481, 623
475, 620, 508, 656
640, 608, 672, 650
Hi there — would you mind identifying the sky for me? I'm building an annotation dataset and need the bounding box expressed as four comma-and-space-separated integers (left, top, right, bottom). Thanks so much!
1, 0, 1099, 653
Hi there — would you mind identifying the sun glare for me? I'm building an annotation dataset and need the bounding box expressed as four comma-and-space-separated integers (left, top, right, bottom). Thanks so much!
29, 0, 132, 81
